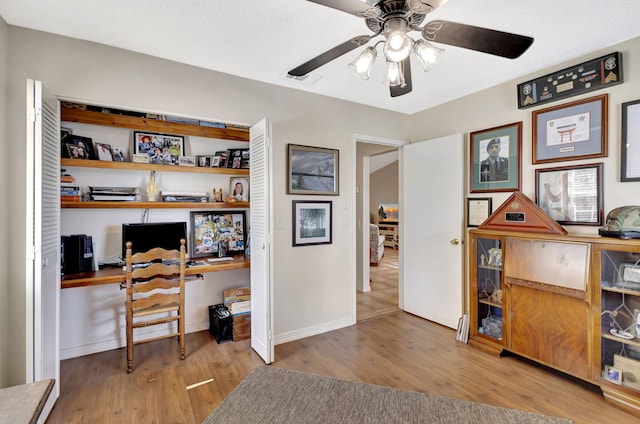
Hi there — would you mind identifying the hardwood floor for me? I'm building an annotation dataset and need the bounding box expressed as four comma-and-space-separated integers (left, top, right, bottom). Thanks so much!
47, 312, 637, 423
357, 247, 399, 321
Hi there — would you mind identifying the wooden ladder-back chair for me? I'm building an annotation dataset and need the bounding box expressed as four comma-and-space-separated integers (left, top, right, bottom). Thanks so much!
124, 239, 186, 373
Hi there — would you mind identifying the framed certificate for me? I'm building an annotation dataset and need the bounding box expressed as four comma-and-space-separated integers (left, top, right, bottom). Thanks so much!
467, 198, 492, 227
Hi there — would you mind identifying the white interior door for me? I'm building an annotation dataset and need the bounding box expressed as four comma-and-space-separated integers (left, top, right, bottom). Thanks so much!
401, 134, 464, 329
26, 79, 60, 420
249, 118, 274, 363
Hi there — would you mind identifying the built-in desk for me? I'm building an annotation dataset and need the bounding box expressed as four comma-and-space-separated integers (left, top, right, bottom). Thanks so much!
61, 255, 250, 289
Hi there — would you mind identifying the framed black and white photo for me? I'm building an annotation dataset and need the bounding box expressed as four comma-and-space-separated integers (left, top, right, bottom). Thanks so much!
532, 94, 608, 164
621, 99, 640, 182
112, 147, 126, 162
288, 144, 339, 195
292, 200, 332, 247
133, 131, 184, 165
467, 198, 492, 227
535, 163, 603, 226
190, 210, 246, 258
470, 122, 522, 193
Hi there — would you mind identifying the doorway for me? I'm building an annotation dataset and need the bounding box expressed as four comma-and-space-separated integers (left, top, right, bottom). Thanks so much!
354, 136, 406, 322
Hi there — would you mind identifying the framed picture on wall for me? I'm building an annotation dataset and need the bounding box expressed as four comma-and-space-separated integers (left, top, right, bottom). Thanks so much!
535, 163, 603, 226
621, 99, 640, 182
288, 144, 339, 195
532, 94, 608, 164
469, 122, 522, 193
467, 197, 492, 227
292, 200, 332, 247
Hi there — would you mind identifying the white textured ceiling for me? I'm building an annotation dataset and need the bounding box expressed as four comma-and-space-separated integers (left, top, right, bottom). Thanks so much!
2, 0, 640, 115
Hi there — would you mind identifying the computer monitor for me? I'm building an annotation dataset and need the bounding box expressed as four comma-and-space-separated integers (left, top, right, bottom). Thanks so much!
121, 221, 187, 258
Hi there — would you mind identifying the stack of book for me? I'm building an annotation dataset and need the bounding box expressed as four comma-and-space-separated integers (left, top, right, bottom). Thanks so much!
60, 171, 80, 202
89, 186, 138, 201
161, 190, 209, 202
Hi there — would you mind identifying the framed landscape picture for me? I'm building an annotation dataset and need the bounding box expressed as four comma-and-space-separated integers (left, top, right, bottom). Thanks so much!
288, 144, 339, 195
292, 200, 332, 247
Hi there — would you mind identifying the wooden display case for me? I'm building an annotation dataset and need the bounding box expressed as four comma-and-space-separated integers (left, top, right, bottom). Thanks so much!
469, 228, 640, 417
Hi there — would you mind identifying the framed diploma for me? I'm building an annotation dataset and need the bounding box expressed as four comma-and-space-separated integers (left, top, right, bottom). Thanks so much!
467, 198, 492, 227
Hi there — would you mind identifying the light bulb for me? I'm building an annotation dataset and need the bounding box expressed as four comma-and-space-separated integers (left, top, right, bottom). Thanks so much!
383, 31, 413, 62
348, 47, 377, 80
382, 61, 405, 87
413, 39, 444, 72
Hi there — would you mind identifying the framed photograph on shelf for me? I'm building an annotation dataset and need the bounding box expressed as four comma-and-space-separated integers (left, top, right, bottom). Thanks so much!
621, 99, 640, 182
112, 147, 126, 162
532, 94, 608, 164
288, 144, 339, 195
535, 163, 603, 226
178, 156, 196, 166
226, 148, 248, 169
63, 135, 95, 160
292, 200, 332, 247
229, 177, 249, 202
470, 122, 522, 193
190, 210, 246, 258
467, 198, 493, 227
133, 131, 184, 165
95, 142, 113, 161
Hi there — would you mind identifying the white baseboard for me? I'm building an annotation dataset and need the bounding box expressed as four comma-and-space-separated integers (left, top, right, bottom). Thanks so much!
274, 316, 354, 345
60, 321, 210, 360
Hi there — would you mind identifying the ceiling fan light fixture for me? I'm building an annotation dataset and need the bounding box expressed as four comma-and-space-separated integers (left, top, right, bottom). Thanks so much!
382, 60, 406, 87
348, 46, 377, 80
413, 39, 444, 72
407, 0, 434, 14
383, 31, 413, 62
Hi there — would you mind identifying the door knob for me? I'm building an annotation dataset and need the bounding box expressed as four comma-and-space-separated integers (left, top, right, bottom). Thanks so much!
450, 238, 460, 245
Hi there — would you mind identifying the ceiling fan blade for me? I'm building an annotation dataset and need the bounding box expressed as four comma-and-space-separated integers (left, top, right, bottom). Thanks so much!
423, 20, 533, 59
390, 57, 413, 97
306, 0, 381, 18
288, 36, 371, 77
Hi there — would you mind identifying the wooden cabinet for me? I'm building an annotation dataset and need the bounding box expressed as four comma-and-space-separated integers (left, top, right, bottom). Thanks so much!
469, 229, 640, 416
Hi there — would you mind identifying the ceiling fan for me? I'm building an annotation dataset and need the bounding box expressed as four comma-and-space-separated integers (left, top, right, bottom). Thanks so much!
287, 0, 534, 97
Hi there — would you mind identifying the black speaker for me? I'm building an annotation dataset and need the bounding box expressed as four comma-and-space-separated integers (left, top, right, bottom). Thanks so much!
61, 234, 94, 275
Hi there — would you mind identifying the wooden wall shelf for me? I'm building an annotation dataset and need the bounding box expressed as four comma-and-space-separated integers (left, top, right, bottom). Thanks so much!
60, 158, 249, 175
61, 107, 250, 142
61, 201, 249, 209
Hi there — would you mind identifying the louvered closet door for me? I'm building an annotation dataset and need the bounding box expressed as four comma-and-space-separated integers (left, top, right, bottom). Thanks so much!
250, 118, 274, 364
27, 79, 60, 420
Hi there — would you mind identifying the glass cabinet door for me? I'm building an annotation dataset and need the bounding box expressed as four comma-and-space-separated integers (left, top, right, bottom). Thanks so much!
599, 248, 640, 392
475, 237, 503, 342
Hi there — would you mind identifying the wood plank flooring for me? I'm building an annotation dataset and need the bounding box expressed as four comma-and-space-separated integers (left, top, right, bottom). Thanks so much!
47, 311, 638, 423
357, 247, 399, 321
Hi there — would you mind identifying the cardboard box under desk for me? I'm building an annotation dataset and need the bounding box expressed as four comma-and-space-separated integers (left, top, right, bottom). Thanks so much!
232, 313, 251, 341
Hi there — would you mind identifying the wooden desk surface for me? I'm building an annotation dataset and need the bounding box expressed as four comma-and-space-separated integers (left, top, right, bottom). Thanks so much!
0, 379, 54, 424
61, 255, 250, 289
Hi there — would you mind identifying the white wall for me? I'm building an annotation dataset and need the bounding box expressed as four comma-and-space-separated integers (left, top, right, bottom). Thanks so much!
5, 26, 412, 381
370, 161, 399, 224
408, 40, 640, 231
0, 15, 9, 388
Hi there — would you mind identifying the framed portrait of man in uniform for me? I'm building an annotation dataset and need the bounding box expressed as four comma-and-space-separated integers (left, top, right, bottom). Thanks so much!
470, 122, 522, 193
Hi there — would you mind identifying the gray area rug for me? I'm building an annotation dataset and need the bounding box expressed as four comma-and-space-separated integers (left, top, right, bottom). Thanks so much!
204, 366, 573, 424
